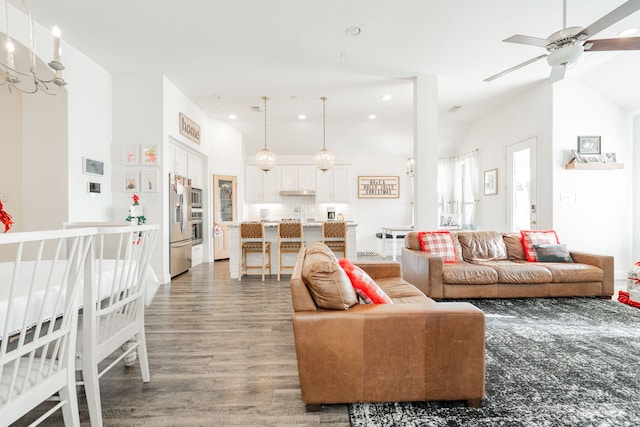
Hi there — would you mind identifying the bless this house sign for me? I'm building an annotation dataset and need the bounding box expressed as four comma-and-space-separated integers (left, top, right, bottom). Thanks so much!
358, 176, 400, 198
179, 112, 201, 144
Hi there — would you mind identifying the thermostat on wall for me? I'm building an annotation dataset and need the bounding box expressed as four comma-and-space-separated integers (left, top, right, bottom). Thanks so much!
88, 182, 101, 193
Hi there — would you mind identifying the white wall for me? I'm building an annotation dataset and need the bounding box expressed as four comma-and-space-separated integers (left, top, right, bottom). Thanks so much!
458, 82, 553, 231
553, 79, 634, 277
0, 84, 23, 231
2, 4, 113, 230
634, 115, 640, 263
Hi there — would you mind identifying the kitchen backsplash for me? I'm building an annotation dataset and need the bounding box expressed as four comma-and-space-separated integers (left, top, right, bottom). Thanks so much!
244, 201, 351, 222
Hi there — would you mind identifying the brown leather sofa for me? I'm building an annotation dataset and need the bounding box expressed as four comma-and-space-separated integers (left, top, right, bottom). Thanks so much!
290, 243, 485, 411
402, 231, 614, 300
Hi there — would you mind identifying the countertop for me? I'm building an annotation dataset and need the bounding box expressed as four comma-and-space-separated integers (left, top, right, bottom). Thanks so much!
229, 221, 356, 228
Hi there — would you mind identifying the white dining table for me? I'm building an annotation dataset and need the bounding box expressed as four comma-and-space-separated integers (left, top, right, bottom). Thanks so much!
380, 225, 414, 261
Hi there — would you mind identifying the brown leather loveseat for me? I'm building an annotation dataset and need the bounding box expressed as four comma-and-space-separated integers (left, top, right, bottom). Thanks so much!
290, 243, 485, 411
402, 231, 614, 300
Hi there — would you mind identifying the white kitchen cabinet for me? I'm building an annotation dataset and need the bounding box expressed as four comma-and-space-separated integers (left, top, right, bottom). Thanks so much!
174, 146, 188, 177
188, 152, 204, 188
315, 166, 350, 202
280, 166, 315, 191
245, 166, 281, 203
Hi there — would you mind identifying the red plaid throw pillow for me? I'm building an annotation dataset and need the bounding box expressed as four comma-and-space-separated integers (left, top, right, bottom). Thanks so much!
521, 230, 559, 262
417, 231, 457, 263
338, 258, 393, 304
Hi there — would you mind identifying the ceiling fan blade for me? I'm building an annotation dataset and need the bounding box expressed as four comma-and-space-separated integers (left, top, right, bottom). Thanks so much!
484, 54, 548, 82
548, 66, 566, 84
504, 34, 549, 48
575, 0, 640, 40
584, 36, 640, 51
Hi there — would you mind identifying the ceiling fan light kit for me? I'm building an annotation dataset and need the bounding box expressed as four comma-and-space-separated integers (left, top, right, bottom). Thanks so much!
485, 0, 640, 84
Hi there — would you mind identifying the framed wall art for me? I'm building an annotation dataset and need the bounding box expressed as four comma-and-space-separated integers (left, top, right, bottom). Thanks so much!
124, 171, 139, 192
577, 136, 601, 154
358, 176, 399, 198
141, 145, 159, 165
123, 145, 139, 165
484, 168, 498, 196
141, 171, 159, 192
82, 157, 104, 176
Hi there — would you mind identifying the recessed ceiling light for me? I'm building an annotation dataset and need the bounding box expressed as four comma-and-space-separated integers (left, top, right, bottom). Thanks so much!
619, 27, 638, 37
345, 26, 361, 37
298, 114, 306, 120
228, 114, 237, 119
381, 94, 392, 101
369, 114, 377, 120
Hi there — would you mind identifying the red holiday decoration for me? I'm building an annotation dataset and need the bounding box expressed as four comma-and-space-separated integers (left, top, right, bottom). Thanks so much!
0, 199, 13, 233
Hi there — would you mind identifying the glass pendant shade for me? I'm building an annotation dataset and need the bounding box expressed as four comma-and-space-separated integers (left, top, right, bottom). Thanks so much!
255, 147, 277, 172
255, 96, 276, 172
314, 148, 335, 172
315, 96, 335, 172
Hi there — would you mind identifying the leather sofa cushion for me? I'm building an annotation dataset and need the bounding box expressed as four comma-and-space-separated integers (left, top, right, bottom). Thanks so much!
302, 245, 358, 310
481, 261, 552, 284
458, 231, 508, 262
443, 263, 499, 285
540, 262, 603, 283
376, 277, 434, 303
503, 233, 526, 260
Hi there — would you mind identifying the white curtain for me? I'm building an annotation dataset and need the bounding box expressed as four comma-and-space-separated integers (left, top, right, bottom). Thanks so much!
438, 150, 478, 229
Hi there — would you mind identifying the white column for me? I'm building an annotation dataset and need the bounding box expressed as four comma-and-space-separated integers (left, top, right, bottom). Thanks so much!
413, 75, 439, 231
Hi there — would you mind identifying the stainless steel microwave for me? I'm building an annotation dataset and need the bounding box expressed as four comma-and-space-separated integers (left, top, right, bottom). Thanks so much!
191, 187, 203, 208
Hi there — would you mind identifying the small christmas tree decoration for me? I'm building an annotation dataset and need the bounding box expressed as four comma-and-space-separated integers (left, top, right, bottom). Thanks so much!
0, 199, 13, 233
125, 194, 147, 225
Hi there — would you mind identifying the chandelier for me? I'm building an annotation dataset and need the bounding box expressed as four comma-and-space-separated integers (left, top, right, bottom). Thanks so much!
1, 0, 67, 94
314, 96, 335, 172
255, 96, 276, 172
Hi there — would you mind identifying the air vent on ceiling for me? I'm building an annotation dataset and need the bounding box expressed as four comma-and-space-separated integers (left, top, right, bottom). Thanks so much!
250, 105, 262, 113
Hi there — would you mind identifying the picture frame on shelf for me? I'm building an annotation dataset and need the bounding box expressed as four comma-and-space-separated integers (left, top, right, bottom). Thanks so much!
582, 155, 602, 163
82, 157, 104, 176
571, 149, 585, 163
124, 171, 139, 192
484, 168, 498, 195
141, 171, 159, 192
577, 136, 601, 154
141, 145, 159, 165
604, 152, 617, 163
123, 145, 139, 165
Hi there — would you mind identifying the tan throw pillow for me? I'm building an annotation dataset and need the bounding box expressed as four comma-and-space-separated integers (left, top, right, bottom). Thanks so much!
302, 248, 358, 310
503, 233, 526, 260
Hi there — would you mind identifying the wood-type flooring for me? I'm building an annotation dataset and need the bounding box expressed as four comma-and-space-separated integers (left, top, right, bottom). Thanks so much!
12, 261, 350, 426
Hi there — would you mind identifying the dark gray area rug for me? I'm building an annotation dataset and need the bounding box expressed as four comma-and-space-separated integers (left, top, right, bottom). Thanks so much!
349, 298, 640, 426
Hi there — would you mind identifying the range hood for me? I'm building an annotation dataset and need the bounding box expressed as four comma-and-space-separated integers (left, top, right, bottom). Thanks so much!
279, 190, 315, 197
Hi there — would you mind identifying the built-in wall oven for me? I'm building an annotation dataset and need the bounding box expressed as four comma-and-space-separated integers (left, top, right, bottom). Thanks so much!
191, 206, 203, 245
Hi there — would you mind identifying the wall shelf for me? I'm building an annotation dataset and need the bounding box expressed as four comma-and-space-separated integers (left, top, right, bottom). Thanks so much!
565, 162, 624, 170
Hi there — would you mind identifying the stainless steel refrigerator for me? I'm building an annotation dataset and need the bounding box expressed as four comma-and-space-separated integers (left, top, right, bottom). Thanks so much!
169, 173, 192, 277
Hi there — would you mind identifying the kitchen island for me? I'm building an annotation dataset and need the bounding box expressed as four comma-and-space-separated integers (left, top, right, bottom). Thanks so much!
228, 221, 357, 279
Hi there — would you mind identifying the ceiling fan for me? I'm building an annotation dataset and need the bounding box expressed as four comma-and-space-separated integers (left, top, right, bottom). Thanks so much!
485, 0, 640, 83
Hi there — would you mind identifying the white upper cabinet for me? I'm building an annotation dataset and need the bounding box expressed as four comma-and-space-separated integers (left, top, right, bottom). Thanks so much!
280, 166, 316, 191
245, 166, 281, 203
315, 166, 350, 202
188, 152, 203, 188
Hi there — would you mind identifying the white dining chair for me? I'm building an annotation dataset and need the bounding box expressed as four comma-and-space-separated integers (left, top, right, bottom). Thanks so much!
75, 224, 159, 427
0, 228, 95, 426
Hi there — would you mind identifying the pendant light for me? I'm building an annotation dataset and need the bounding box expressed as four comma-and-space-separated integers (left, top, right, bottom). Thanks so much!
314, 96, 335, 172
255, 96, 276, 172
